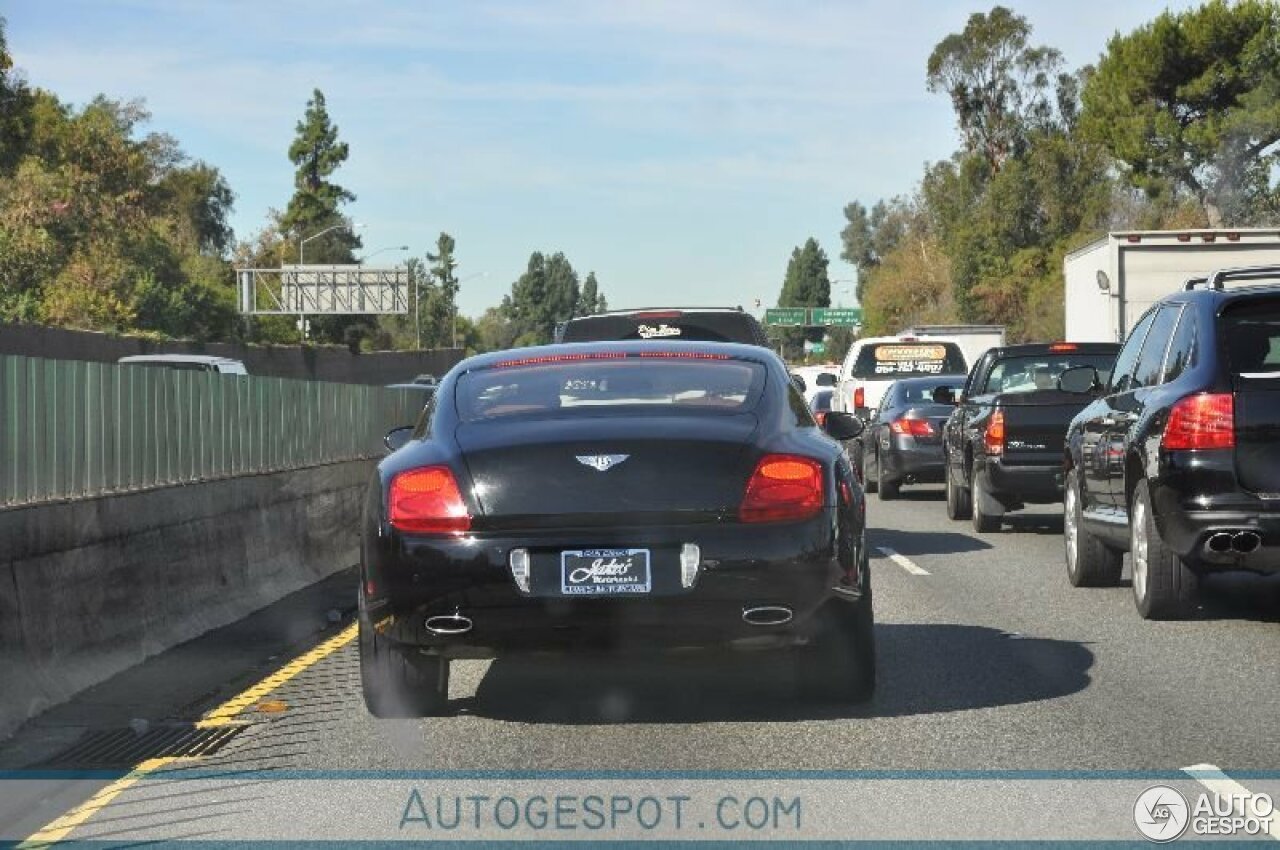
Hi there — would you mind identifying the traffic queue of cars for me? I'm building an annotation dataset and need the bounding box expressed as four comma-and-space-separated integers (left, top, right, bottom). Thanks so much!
364, 271, 1280, 716
825, 266, 1280, 624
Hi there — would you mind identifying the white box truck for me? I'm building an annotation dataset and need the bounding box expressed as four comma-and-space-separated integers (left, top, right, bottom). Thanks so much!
901, 324, 1005, 370
1063, 229, 1280, 342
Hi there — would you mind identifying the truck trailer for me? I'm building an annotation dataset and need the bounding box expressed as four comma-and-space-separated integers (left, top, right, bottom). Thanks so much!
1063, 229, 1280, 342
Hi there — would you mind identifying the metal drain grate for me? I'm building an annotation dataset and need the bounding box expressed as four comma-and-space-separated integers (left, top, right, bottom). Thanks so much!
44, 723, 247, 768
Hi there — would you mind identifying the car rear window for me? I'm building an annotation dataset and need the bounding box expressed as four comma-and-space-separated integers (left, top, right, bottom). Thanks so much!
982, 354, 1116, 394
892, 378, 966, 404
457, 357, 767, 421
1222, 301, 1280, 375
560, 313, 763, 345
851, 342, 967, 379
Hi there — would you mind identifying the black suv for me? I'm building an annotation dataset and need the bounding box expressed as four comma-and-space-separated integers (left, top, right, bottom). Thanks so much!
1063, 266, 1280, 619
556, 308, 770, 347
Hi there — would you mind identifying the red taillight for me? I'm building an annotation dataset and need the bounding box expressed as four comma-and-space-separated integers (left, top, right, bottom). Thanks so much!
1049, 342, 1079, 352
634, 310, 683, 319
853, 387, 865, 409
814, 411, 828, 426
984, 410, 1005, 455
740, 454, 824, 524
389, 466, 472, 534
890, 416, 935, 437
1162, 393, 1235, 450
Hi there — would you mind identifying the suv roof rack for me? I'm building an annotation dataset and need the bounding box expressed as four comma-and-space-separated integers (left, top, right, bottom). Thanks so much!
1184, 265, 1280, 291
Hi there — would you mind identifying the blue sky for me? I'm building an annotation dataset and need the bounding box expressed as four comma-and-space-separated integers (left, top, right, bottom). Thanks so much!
8, 0, 1195, 318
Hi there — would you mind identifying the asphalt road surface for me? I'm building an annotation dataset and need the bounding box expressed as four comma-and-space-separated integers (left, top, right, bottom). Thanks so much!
4, 483, 1280, 843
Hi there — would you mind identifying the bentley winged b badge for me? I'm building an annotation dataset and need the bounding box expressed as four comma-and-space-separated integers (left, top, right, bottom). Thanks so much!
576, 454, 630, 472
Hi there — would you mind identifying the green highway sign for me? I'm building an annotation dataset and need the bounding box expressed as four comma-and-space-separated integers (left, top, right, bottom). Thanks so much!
811, 307, 863, 326
764, 307, 808, 326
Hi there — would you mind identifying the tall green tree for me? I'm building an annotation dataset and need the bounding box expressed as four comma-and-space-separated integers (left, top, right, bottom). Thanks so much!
278, 89, 368, 347
775, 238, 831, 359
504, 251, 581, 346
840, 198, 911, 301
578, 271, 606, 315
1081, 0, 1280, 226
926, 6, 1066, 171
281, 89, 356, 250
426, 232, 460, 347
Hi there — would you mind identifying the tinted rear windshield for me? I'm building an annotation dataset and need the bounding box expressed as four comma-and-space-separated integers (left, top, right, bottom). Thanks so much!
560, 313, 761, 344
981, 354, 1116, 394
891, 377, 966, 404
1223, 302, 1280, 375
457, 358, 766, 421
851, 342, 967, 379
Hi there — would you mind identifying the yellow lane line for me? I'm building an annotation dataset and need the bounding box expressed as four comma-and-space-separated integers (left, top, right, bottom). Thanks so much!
197, 622, 358, 728
19, 620, 358, 846
18, 757, 189, 848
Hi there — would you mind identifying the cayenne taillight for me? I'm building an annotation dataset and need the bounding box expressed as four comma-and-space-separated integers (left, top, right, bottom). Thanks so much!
1162, 393, 1235, 450
740, 454, 824, 524
389, 466, 472, 534
984, 410, 1005, 455
891, 417, 935, 438
853, 387, 865, 410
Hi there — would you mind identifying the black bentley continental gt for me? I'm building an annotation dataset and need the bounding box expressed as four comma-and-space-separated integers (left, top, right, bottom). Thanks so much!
360, 341, 873, 716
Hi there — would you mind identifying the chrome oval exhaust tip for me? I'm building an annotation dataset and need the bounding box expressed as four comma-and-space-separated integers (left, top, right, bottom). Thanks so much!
1207, 532, 1234, 554
425, 614, 473, 635
1233, 531, 1262, 554
742, 605, 793, 626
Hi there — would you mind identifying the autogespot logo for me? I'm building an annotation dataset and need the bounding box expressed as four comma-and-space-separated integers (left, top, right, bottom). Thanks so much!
1134, 786, 1191, 842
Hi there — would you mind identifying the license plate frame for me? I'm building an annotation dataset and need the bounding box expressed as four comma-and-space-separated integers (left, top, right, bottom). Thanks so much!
559, 548, 652, 596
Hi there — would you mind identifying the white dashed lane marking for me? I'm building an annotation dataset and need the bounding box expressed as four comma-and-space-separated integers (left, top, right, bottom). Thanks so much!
1183, 763, 1280, 842
876, 546, 930, 576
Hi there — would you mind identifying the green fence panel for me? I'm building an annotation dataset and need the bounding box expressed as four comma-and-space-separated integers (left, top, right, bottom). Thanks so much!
0, 353, 413, 508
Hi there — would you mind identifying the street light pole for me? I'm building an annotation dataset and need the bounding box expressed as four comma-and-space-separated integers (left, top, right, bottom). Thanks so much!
298, 221, 364, 265
359, 245, 409, 265
295, 221, 365, 343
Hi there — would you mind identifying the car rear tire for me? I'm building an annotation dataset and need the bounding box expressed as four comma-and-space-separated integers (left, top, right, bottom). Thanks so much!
1064, 468, 1122, 587
970, 473, 1002, 533
1130, 479, 1199, 620
360, 615, 450, 718
801, 595, 876, 704
945, 460, 971, 520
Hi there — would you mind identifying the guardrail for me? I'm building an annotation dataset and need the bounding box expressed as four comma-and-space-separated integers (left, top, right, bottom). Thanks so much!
0, 354, 426, 508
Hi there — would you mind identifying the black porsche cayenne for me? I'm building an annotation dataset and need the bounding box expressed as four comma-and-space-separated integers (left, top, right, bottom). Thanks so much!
360, 341, 872, 716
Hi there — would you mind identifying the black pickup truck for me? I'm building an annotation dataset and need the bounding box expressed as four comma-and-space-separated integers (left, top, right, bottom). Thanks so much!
943, 343, 1119, 533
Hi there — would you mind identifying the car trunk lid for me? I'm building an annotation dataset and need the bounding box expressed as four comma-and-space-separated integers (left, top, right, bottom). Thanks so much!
989, 390, 1093, 465
456, 413, 760, 527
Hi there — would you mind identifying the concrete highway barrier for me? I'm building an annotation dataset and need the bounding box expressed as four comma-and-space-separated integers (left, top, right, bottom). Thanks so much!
0, 459, 373, 739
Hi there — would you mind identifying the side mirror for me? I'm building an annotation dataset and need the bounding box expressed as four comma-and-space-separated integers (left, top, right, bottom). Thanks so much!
791, 373, 807, 393
1057, 366, 1100, 395
931, 386, 957, 404
823, 410, 865, 441
384, 425, 414, 453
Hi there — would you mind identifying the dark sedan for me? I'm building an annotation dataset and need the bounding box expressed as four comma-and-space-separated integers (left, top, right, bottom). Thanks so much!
361, 341, 873, 716
863, 375, 966, 500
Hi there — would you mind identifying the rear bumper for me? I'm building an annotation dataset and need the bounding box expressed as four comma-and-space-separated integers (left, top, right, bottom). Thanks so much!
977, 458, 1064, 505
1153, 503, 1280, 574
1151, 457, 1280, 574
362, 512, 867, 656
881, 442, 946, 483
